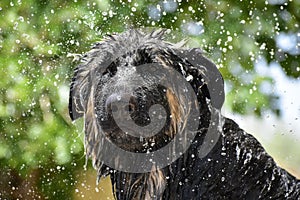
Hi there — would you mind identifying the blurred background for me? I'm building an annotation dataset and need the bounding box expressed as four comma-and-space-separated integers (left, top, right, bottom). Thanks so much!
0, 0, 299, 199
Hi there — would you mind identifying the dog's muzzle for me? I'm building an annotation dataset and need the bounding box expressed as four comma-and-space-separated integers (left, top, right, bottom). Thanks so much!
105, 92, 151, 128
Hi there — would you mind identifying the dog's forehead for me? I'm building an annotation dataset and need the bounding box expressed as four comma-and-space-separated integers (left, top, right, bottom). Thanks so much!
91, 31, 173, 65
98, 30, 170, 53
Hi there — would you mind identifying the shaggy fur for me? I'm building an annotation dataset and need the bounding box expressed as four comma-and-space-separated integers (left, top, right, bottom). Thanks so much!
69, 30, 300, 199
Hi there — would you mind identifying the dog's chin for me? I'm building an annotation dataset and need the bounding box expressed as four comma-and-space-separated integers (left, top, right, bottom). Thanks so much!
104, 130, 146, 152
101, 124, 174, 153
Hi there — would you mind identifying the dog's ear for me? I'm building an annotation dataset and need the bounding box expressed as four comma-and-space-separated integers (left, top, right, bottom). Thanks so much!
176, 48, 225, 109
69, 63, 89, 121
69, 41, 117, 121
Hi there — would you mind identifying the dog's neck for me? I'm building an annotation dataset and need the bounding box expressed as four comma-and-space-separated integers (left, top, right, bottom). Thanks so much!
109, 122, 212, 200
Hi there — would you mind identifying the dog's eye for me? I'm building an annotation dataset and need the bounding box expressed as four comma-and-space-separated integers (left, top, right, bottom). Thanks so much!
103, 61, 118, 76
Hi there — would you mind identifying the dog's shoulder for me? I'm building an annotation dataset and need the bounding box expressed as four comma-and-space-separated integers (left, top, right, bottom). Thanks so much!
222, 117, 263, 147
221, 117, 272, 163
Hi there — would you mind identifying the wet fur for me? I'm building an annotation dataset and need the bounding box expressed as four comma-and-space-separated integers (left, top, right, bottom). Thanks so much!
69, 30, 300, 199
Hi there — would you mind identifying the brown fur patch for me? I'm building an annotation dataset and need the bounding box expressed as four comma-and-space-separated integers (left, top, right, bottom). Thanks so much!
166, 89, 182, 138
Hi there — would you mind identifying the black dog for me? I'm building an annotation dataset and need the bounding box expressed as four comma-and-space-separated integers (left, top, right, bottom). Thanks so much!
69, 29, 300, 199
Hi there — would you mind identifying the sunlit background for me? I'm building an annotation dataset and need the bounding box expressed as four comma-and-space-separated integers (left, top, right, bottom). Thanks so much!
0, 0, 299, 199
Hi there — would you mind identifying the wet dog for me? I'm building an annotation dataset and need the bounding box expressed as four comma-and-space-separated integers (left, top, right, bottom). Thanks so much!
69, 30, 300, 199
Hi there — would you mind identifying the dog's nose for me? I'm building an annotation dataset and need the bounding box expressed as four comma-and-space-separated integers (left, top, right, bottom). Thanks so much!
105, 93, 152, 127
105, 93, 136, 116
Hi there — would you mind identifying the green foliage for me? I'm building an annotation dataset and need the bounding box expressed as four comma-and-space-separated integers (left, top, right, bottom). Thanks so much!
0, 0, 299, 198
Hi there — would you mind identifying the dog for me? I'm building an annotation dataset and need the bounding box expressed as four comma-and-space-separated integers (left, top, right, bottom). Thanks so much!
69, 29, 300, 199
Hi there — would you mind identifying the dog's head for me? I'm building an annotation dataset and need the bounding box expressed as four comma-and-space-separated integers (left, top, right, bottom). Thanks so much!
69, 29, 224, 175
